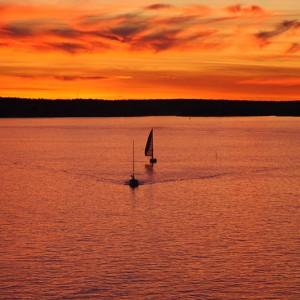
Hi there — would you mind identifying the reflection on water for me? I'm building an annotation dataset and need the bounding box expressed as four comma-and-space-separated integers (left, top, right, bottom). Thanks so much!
0, 117, 299, 299
144, 163, 154, 175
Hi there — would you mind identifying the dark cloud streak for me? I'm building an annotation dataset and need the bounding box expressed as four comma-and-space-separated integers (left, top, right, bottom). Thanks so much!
132, 29, 181, 52
54, 75, 108, 81
46, 42, 89, 54
146, 4, 173, 10
111, 22, 149, 42
4, 23, 35, 37
256, 19, 300, 41
285, 43, 300, 54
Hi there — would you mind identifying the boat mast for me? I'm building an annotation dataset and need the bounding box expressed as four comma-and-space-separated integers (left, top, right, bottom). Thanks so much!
133, 139, 135, 176
151, 128, 154, 160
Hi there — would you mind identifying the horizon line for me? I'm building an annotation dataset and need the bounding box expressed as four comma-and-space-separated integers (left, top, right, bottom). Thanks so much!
1, 97, 299, 102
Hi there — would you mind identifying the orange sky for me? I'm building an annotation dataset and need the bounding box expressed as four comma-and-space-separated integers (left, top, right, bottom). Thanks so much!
0, 0, 299, 100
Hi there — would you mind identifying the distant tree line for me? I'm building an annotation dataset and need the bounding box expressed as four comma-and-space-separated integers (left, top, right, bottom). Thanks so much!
0, 97, 299, 117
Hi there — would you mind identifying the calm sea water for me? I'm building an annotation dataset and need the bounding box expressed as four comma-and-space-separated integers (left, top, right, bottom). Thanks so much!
0, 116, 299, 299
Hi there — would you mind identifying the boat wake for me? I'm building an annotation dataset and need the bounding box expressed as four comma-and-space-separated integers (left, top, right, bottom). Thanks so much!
137, 172, 233, 185
6, 160, 281, 187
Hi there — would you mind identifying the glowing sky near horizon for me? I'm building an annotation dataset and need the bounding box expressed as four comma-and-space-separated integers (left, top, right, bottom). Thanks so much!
0, 0, 299, 100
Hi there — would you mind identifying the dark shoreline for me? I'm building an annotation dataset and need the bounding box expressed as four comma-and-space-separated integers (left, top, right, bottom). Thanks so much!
0, 98, 299, 117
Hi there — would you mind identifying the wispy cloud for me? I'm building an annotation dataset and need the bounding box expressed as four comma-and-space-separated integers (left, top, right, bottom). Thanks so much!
7, 74, 109, 81
46, 42, 88, 54
225, 4, 267, 16
257, 19, 300, 39
2, 71, 111, 81
285, 43, 300, 54
256, 19, 300, 46
54, 75, 108, 81
0, 87, 56, 91
240, 78, 300, 86
1, 2, 285, 54
145, 3, 173, 10
0, 65, 134, 81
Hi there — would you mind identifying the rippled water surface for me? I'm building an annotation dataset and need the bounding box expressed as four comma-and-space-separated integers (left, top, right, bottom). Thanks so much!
0, 116, 299, 299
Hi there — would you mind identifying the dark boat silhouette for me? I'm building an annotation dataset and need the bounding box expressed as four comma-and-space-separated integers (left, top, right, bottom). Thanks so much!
129, 140, 139, 188
145, 128, 157, 164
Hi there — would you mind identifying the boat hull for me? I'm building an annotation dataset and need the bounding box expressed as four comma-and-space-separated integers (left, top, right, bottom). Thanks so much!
129, 178, 139, 188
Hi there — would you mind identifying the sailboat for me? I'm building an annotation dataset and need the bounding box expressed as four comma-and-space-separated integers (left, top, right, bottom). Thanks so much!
129, 140, 139, 188
145, 128, 157, 164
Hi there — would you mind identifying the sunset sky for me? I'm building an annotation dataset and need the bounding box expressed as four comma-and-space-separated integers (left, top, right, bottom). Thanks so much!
0, 0, 299, 100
